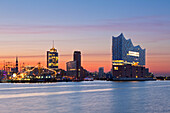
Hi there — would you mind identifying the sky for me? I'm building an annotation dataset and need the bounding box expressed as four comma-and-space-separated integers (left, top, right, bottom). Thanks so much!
0, 0, 170, 76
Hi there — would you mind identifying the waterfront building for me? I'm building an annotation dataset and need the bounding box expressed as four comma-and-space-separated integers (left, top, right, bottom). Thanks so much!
66, 61, 77, 72
112, 33, 145, 66
15, 56, 18, 73
113, 64, 148, 78
91, 71, 99, 79
74, 51, 81, 79
0, 70, 6, 80
106, 71, 112, 79
112, 33, 150, 78
66, 51, 88, 80
47, 42, 58, 70
98, 67, 104, 78
74, 51, 81, 68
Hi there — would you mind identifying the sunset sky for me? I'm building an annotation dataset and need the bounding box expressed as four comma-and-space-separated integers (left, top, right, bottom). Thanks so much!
0, 0, 170, 76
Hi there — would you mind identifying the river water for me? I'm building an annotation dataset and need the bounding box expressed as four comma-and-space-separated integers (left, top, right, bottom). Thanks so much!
0, 81, 169, 113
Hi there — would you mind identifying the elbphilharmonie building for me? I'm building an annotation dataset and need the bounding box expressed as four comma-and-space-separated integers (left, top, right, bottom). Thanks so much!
112, 33, 145, 66
112, 33, 150, 79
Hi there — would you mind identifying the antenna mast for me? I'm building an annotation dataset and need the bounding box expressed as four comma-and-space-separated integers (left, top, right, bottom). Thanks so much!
53, 40, 54, 48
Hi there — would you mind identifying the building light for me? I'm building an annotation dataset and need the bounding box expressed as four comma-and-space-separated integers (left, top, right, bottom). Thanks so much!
47, 46, 58, 69
114, 67, 118, 70
133, 62, 139, 66
113, 60, 124, 62
127, 51, 139, 57
69, 69, 76, 71
13, 73, 16, 77
113, 63, 124, 65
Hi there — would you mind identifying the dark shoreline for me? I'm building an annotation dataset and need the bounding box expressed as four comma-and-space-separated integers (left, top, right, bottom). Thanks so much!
1, 77, 170, 83
0, 78, 161, 83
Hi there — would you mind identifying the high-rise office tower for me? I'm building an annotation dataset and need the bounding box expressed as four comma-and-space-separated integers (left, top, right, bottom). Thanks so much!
73, 51, 81, 79
47, 41, 58, 70
74, 51, 81, 67
98, 67, 104, 78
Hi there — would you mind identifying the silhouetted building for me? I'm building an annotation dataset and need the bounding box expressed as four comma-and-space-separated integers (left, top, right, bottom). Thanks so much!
66, 61, 77, 77
106, 71, 112, 79
47, 42, 58, 70
66, 51, 88, 80
98, 67, 104, 78
74, 51, 81, 67
74, 51, 81, 79
16, 56, 18, 73
66, 61, 77, 71
91, 71, 98, 79
80, 66, 89, 79
113, 64, 148, 78
0, 70, 6, 80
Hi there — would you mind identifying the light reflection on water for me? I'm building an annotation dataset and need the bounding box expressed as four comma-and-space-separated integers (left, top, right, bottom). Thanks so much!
0, 84, 103, 90
0, 81, 170, 113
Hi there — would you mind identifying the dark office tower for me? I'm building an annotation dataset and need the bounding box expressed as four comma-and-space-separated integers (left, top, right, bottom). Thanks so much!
47, 41, 58, 70
98, 67, 104, 79
74, 51, 81, 66
73, 51, 81, 79
16, 56, 18, 73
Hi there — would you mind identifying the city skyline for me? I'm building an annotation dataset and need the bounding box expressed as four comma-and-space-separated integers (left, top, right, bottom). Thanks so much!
0, 0, 170, 76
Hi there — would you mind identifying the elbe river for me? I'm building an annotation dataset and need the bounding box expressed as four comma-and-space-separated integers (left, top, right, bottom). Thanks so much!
0, 81, 169, 113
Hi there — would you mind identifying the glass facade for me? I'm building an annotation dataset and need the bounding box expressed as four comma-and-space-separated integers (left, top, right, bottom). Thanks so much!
112, 33, 145, 66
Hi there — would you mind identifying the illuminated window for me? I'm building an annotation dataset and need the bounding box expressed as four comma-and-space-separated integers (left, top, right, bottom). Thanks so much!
114, 67, 118, 70
127, 51, 139, 57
